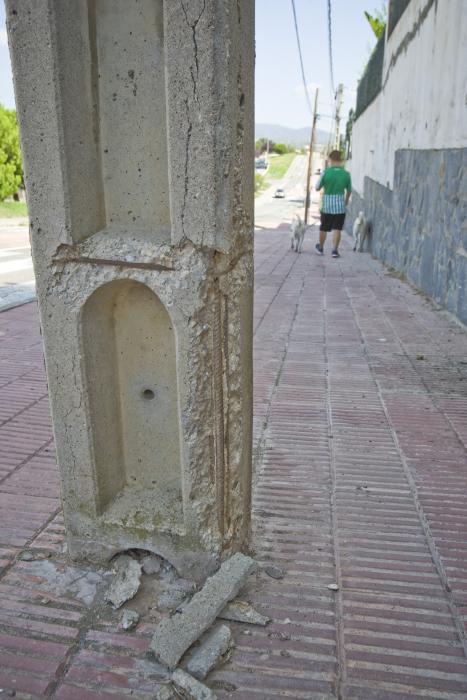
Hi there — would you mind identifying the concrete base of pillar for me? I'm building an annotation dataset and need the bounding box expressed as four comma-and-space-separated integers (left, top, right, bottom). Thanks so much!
46, 234, 252, 582
67, 535, 219, 583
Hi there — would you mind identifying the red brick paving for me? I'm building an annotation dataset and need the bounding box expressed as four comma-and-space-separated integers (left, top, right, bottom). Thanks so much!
1, 228, 467, 698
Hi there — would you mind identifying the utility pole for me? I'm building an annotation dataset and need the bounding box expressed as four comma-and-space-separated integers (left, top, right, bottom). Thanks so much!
334, 83, 344, 151
304, 88, 319, 225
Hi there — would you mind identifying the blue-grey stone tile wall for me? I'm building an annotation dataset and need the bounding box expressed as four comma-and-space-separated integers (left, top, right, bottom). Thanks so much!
345, 148, 467, 325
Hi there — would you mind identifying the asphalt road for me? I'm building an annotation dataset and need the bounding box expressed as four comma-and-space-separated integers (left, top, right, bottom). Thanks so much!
254, 153, 323, 230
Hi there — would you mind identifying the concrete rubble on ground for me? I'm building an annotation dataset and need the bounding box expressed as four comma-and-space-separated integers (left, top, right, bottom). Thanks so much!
19, 551, 34, 561
156, 684, 177, 700
171, 669, 217, 700
104, 554, 142, 609
150, 553, 256, 669
142, 553, 163, 575
156, 686, 176, 700
219, 599, 269, 626
120, 608, 140, 631
264, 564, 285, 579
186, 624, 233, 680
157, 577, 196, 613
22, 559, 107, 606
89, 551, 268, 696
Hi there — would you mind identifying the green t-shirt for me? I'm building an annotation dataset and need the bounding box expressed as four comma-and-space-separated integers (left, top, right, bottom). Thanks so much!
319, 166, 352, 194
317, 166, 352, 214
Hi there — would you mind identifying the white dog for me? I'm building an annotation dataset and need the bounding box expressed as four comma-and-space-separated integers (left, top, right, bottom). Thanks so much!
353, 211, 370, 252
290, 215, 307, 253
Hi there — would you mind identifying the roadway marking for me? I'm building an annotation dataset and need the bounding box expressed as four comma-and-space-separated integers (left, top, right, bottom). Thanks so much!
0, 246, 31, 259
0, 258, 33, 274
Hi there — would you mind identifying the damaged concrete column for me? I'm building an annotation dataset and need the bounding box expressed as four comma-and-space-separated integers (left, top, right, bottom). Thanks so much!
6, 0, 254, 579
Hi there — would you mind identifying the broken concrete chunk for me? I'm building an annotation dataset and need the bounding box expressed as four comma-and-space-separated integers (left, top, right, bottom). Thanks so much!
171, 669, 216, 699
157, 580, 195, 613
150, 553, 256, 669
104, 555, 142, 609
120, 608, 140, 631
219, 600, 269, 626
19, 551, 34, 561
158, 589, 189, 613
186, 624, 233, 680
142, 554, 163, 575
156, 685, 176, 700
264, 564, 285, 580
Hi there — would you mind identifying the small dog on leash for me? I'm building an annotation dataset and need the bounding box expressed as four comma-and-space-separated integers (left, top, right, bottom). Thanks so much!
290, 215, 307, 253
353, 211, 370, 252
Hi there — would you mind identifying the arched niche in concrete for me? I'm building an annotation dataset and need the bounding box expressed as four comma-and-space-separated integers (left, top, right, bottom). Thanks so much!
82, 279, 183, 534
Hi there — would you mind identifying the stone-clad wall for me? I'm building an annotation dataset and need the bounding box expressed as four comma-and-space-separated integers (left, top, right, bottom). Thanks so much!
346, 148, 467, 325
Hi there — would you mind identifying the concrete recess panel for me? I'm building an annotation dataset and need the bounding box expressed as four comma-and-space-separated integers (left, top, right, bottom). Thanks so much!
82, 280, 182, 522
92, 0, 171, 232
6, 0, 254, 579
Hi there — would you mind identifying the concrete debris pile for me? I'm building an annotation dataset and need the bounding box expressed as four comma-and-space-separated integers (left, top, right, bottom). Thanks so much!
105, 554, 142, 608
104, 552, 266, 698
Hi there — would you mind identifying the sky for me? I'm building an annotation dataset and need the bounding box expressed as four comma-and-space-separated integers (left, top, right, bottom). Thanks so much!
0, 1, 379, 131
255, 0, 380, 130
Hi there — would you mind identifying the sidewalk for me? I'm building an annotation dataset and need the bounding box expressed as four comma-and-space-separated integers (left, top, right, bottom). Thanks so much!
0, 217, 35, 311
1, 227, 467, 698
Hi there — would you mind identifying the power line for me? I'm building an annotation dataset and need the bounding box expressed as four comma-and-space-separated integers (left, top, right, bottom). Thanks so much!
290, 0, 314, 115
326, 0, 335, 98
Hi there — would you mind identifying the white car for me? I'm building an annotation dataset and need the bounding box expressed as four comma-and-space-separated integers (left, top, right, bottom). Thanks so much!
274, 188, 285, 199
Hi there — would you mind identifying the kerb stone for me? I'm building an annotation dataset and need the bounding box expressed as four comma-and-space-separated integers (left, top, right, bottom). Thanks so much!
150, 553, 255, 669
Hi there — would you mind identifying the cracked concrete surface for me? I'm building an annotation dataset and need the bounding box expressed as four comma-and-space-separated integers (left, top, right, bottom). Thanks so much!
6, 0, 255, 579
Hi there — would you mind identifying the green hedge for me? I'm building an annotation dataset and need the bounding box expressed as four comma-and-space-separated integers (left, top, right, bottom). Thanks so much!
355, 34, 385, 119
388, 0, 412, 36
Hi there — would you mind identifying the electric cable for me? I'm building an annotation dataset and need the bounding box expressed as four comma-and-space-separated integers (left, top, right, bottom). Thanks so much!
327, 0, 336, 98
290, 0, 314, 115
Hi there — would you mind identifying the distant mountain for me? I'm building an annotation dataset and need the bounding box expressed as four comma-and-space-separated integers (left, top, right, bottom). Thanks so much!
255, 123, 330, 147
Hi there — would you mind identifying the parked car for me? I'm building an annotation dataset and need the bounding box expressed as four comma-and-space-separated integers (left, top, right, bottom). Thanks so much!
274, 188, 285, 199
255, 158, 268, 170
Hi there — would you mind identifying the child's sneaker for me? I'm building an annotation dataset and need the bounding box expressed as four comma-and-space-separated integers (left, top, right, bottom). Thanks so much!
331, 249, 340, 258
315, 243, 324, 255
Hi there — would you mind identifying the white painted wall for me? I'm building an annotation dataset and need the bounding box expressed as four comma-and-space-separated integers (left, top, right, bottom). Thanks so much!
350, 0, 467, 194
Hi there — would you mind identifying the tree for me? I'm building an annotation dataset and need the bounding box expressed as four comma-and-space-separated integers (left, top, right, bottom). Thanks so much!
255, 138, 273, 155
0, 105, 23, 201
364, 3, 387, 39
272, 143, 289, 155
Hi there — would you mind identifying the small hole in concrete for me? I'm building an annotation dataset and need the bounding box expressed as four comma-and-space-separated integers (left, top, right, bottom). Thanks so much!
142, 388, 155, 400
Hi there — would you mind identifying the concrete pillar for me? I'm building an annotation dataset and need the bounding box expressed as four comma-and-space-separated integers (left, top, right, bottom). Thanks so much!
6, 0, 254, 579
